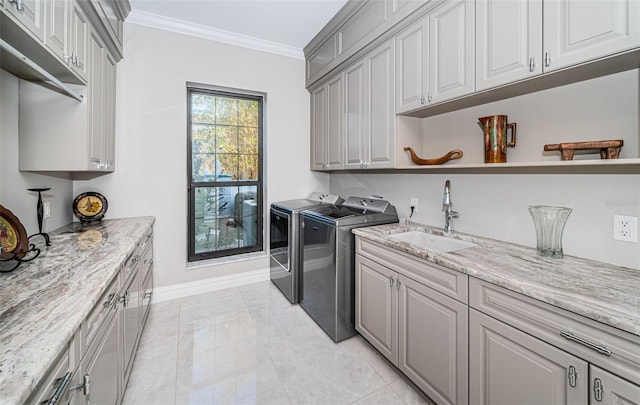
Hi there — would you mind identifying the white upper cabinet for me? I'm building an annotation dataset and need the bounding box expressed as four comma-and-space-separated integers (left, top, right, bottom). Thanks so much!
311, 85, 327, 170
2, 0, 45, 41
44, 0, 70, 61
396, 16, 428, 113
543, 0, 640, 72
475, 0, 543, 91
345, 58, 367, 169
428, 0, 475, 104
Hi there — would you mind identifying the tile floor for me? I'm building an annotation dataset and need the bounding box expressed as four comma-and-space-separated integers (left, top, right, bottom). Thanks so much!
122, 281, 432, 405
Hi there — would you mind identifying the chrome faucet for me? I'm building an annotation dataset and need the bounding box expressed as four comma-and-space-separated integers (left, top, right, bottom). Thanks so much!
442, 180, 459, 232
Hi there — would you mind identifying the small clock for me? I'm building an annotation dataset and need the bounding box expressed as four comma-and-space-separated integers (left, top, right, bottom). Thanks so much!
73, 192, 108, 223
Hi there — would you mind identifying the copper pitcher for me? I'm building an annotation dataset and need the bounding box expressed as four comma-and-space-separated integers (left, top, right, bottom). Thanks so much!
478, 115, 517, 163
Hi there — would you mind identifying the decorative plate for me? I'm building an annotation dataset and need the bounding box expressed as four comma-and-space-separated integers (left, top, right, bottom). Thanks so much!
73, 192, 108, 222
0, 204, 29, 259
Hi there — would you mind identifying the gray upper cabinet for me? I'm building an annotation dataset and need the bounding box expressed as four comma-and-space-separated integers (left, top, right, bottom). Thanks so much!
69, 1, 89, 81
2, 0, 45, 41
310, 72, 344, 171
475, 0, 542, 91
470, 309, 589, 405
44, 0, 69, 62
543, 0, 640, 72
345, 39, 395, 169
395, 16, 428, 113
427, 0, 475, 104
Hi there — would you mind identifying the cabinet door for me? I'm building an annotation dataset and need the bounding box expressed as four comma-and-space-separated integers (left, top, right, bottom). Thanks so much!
398, 274, 468, 405
121, 269, 140, 384
70, 2, 88, 81
591, 365, 640, 404
396, 16, 428, 113
344, 59, 366, 169
326, 74, 344, 169
310, 85, 327, 170
355, 255, 398, 364
475, 0, 542, 91
79, 312, 119, 405
428, 0, 474, 103
543, 0, 640, 72
3, 0, 45, 41
104, 51, 116, 171
88, 29, 105, 170
470, 309, 588, 405
140, 267, 153, 328
45, 0, 70, 62
366, 39, 395, 169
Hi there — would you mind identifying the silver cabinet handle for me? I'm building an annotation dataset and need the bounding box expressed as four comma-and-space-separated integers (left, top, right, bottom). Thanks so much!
395, 277, 401, 290
560, 330, 612, 356
568, 365, 577, 388
593, 377, 603, 401
389, 276, 394, 287
44, 371, 72, 405
544, 51, 551, 67
529, 57, 535, 72
427, 93, 433, 102
119, 290, 130, 307
420, 95, 425, 104
144, 291, 153, 300
103, 292, 117, 309
70, 374, 90, 396
16, 0, 24, 12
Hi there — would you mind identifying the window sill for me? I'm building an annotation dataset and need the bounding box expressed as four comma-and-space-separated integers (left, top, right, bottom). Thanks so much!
186, 251, 268, 270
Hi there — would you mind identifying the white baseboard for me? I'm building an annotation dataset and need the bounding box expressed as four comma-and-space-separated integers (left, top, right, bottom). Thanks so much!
152, 268, 270, 303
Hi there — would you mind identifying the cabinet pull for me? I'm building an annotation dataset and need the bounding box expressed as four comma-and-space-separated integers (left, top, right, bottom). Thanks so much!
16, 0, 24, 12
144, 291, 153, 300
560, 330, 612, 356
395, 277, 401, 290
427, 93, 433, 102
529, 57, 535, 72
567, 365, 577, 388
593, 377, 603, 401
119, 290, 130, 307
103, 292, 117, 309
420, 95, 425, 104
70, 374, 90, 396
389, 276, 394, 287
544, 51, 551, 67
43, 371, 72, 405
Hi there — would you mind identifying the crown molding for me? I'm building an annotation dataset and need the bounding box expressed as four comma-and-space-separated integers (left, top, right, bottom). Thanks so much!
126, 10, 305, 60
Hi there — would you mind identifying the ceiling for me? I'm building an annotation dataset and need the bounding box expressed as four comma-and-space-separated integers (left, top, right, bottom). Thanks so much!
129, 0, 349, 51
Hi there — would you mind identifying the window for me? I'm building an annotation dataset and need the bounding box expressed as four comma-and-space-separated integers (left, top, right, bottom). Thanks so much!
187, 85, 263, 261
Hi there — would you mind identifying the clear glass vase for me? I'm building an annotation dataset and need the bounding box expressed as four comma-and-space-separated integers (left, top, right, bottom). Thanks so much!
528, 205, 572, 258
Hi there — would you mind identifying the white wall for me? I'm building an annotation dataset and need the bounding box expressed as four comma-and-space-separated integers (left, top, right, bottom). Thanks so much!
0, 70, 74, 234
331, 71, 640, 270
74, 23, 329, 288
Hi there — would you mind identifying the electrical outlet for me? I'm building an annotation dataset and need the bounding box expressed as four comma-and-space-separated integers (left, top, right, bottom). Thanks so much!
43, 202, 51, 219
613, 215, 638, 243
410, 198, 418, 212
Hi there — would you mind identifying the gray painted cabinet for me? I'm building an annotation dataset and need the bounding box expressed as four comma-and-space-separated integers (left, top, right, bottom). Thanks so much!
344, 39, 396, 169
355, 240, 468, 405
590, 365, 640, 404
470, 308, 589, 405
395, 15, 428, 113
310, 73, 344, 170
1, 0, 45, 41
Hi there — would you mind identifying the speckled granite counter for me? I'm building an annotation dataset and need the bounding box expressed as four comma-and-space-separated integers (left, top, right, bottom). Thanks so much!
353, 222, 640, 337
0, 217, 154, 405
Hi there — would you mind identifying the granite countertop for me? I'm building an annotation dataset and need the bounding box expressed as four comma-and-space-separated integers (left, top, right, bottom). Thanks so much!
0, 216, 155, 405
353, 222, 640, 337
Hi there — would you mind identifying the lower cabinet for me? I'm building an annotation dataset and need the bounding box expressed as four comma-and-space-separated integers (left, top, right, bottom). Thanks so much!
590, 365, 640, 404
469, 308, 588, 405
355, 254, 468, 405
120, 266, 139, 385
77, 310, 120, 405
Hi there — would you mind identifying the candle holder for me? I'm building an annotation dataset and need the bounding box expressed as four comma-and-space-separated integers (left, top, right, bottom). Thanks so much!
28, 188, 51, 246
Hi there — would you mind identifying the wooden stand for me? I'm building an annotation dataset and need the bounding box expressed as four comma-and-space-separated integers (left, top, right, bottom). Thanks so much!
404, 147, 463, 165
543, 140, 623, 161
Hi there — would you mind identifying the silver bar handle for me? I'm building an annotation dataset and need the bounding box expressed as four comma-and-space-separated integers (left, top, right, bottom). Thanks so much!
427, 93, 433, 102
43, 371, 72, 405
389, 276, 394, 287
560, 330, 612, 356
16, 0, 24, 12
395, 277, 401, 290
593, 378, 603, 401
544, 51, 551, 67
529, 57, 535, 72
420, 95, 425, 104
568, 365, 577, 388
70, 374, 90, 396
103, 292, 117, 309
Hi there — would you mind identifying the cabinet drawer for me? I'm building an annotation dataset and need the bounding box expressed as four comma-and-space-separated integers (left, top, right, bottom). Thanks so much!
81, 274, 119, 353
356, 237, 468, 303
27, 344, 74, 405
469, 277, 640, 384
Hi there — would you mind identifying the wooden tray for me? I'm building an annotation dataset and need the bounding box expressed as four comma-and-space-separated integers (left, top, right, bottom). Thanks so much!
404, 146, 463, 165
543, 139, 624, 161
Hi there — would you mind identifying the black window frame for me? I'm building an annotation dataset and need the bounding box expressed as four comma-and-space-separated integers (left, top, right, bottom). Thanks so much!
187, 84, 264, 262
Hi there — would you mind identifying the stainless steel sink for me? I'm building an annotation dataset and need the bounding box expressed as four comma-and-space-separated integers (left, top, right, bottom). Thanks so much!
389, 231, 478, 252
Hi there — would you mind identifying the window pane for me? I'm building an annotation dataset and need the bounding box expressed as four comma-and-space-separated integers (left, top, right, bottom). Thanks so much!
238, 99, 259, 127
216, 97, 238, 125
194, 186, 259, 254
191, 94, 216, 124
238, 154, 258, 181
239, 127, 258, 154
216, 126, 238, 154
217, 154, 238, 180
192, 124, 215, 153
192, 153, 217, 182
